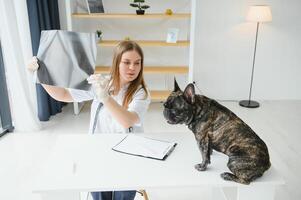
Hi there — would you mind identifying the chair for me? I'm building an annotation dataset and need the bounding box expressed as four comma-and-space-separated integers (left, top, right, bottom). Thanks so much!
137, 190, 149, 200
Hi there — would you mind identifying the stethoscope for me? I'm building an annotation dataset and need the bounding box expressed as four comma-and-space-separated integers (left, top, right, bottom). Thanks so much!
92, 102, 133, 133
88, 102, 133, 200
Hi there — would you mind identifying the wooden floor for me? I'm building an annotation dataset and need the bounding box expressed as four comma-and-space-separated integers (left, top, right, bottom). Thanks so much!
0, 101, 300, 200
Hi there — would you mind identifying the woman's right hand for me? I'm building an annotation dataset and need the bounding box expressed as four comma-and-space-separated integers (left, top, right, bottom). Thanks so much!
26, 56, 39, 72
87, 74, 110, 103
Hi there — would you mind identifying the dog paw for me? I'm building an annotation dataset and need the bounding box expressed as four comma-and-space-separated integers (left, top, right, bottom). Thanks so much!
220, 172, 233, 181
221, 172, 250, 185
195, 163, 207, 171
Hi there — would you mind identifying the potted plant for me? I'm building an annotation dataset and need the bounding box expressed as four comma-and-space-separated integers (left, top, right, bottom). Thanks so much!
96, 29, 102, 42
130, 0, 150, 15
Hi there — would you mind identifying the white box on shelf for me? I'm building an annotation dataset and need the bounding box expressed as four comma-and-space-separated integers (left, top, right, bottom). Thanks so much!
166, 28, 179, 43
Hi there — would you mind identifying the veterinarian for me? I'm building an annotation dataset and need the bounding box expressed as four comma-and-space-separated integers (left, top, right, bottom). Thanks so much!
27, 40, 151, 200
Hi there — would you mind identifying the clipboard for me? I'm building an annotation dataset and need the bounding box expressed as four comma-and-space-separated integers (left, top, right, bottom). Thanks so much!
112, 135, 177, 161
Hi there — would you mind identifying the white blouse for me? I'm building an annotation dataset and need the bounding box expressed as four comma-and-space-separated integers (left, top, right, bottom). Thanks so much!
68, 85, 151, 134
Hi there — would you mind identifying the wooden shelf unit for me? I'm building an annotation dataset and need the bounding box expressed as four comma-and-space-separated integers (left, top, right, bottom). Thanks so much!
95, 66, 188, 74
67, 1, 192, 113
72, 13, 191, 19
98, 40, 190, 47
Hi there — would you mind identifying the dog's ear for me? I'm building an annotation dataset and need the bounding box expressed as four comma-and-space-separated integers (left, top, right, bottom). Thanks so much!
183, 83, 195, 104
174, 78, 181, 92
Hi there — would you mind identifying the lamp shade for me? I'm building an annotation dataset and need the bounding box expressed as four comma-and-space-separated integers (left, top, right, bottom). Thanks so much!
246, 5, 272, 22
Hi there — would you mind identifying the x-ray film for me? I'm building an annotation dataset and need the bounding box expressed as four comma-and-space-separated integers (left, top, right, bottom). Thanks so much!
36, 30, 97, 90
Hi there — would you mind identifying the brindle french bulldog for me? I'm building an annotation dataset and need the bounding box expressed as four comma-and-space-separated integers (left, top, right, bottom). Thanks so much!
163, 80, 271, 184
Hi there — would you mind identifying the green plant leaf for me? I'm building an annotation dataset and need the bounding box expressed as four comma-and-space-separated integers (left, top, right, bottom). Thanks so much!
141, 5, 150, 9
130, 3, 138, 7
134, 0, 145, 3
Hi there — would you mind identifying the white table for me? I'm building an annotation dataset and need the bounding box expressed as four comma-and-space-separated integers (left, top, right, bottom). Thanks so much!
32, 133, 284, 200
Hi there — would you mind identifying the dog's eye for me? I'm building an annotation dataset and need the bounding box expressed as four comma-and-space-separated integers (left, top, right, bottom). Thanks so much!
163, 101, 169, 108
164, 100, 172, 108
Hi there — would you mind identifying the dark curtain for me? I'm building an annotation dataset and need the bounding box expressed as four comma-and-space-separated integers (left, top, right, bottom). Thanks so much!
26, 0, 65, 121
0, 42, 14, 137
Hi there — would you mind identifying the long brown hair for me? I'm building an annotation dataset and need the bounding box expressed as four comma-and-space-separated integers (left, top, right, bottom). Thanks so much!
108, 40, 148, 108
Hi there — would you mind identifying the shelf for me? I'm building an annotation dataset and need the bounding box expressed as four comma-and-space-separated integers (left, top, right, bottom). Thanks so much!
72, 13, 191, 19
150, 90, 171, 101
68, 2, 191, 112
98, 40, 190, 47
95, 66, 188, 74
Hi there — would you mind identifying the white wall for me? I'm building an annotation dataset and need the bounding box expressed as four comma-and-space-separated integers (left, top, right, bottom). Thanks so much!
59, 0, 301, 100
193, 0, 301, 100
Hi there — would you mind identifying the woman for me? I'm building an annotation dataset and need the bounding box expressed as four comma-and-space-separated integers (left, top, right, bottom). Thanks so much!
28, 40, 151, 200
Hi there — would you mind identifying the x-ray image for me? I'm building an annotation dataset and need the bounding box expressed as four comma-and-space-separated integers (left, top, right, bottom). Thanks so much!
36, 30, 97, 90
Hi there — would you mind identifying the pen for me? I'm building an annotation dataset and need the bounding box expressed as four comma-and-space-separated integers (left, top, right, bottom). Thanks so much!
163, 143, 177, 160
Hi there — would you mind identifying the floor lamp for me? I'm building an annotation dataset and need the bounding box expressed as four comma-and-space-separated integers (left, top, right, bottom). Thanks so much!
239, 5, 272, 108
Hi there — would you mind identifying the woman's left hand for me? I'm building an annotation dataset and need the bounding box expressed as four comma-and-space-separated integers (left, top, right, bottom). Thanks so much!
87, 74, 110, 102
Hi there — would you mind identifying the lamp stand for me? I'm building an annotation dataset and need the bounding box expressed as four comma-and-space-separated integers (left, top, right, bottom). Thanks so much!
239, 22, 260, 108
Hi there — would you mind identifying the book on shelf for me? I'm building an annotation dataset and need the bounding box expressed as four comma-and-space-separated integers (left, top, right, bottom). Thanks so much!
87, 0, 104, 13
